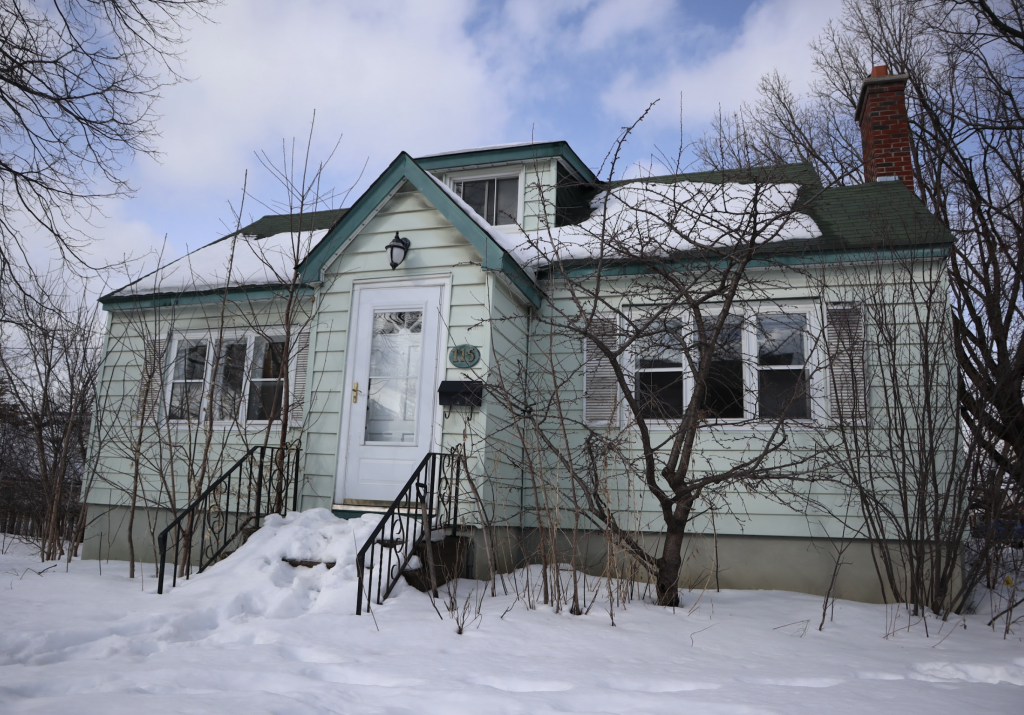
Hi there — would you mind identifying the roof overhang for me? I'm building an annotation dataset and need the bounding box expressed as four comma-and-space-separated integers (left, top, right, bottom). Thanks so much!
415, 141, 597, 184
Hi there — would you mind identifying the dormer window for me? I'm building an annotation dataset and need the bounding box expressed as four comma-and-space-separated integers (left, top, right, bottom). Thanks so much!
455, 176, 519, 226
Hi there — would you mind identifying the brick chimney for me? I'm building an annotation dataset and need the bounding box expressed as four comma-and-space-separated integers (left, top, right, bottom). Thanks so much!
854, 65, 914, 191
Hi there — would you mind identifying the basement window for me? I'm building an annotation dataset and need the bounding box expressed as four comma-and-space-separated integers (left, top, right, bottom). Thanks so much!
454, 176, 519, 226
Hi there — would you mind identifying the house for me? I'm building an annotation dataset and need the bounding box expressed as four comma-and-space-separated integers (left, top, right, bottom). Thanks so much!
84, 67, 956, 605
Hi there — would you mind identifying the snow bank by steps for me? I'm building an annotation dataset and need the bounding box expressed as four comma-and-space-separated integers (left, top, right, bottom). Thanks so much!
155, 509, 390, 620
1, 511, 1021, 715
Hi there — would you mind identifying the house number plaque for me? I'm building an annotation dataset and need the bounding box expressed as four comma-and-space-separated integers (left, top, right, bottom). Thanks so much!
449, 345, 481, 368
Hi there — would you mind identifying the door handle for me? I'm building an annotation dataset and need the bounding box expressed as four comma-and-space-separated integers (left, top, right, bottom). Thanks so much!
352, 381, 359, 403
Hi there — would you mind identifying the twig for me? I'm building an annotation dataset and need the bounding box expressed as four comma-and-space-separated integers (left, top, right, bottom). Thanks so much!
772, 619, 810, 631
931, 618, 965, 648
19, 564, 56, 579
988, 596, 1024, 628
689, 623, 716, 646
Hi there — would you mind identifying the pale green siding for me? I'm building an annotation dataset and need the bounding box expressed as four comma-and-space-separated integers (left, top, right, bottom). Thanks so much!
88, 296, 310, 511
517, 254, 957, 541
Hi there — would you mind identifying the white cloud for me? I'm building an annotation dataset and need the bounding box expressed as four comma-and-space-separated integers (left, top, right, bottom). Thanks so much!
13, 200, 175, 301
577, 0, 673, 52
107, 0, 843, 272
599, 0, 842, 127
145, 0, 508, 190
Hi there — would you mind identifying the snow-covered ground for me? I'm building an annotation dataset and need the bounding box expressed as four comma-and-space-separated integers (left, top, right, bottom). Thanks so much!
1, 510, 1020, 714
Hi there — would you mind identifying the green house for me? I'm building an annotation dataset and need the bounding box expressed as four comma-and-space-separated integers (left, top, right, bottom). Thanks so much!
86, 72, 958, 604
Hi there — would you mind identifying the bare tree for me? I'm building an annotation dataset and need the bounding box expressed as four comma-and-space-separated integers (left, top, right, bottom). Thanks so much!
694, 0, 1024, 615
700, 0, 1024, 506
808, 246, 977, 617
0, 269, 102, 560
86, 119, 353, 577
0, 0, 213, 279
482, 120, 826, 607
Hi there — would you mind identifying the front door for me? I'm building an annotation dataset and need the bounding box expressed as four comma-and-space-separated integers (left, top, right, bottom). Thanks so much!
337, 284, 443, 503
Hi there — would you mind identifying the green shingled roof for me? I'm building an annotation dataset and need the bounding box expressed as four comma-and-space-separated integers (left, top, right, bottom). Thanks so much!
416, 141, 597, 184
99, 208, 349, 306
237, 208, 347, 238
796, 181, 953, 250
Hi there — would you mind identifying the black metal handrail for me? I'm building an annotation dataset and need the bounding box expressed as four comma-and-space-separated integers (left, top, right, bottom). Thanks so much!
157, 443, 301, 594
355, 447, 462, 615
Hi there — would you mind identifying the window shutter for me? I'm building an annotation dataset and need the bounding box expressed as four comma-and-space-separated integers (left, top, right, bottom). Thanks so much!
826, 304, 867, 423
290, 330, 310, 423
584, 316, 619, 425
136, 337, 166, 423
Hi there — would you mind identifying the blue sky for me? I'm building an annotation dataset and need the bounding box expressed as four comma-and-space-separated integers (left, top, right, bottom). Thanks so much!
55, 0, 843, 288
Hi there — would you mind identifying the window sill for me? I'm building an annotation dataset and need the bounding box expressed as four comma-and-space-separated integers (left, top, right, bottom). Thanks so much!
642, 418, 820, 432
163, 420, 288, 432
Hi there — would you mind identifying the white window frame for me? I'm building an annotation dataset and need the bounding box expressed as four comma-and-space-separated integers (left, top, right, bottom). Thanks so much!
444, 165, 526, 233
630, 314, 689, 424
164, 329, 297, 428
746, 304, 824, 424
629, 301, 825, 430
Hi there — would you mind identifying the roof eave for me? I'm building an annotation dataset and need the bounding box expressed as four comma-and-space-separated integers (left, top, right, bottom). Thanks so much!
100, 283, 313, 310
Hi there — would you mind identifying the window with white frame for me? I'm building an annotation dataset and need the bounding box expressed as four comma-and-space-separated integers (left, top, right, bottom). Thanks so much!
454, 176, 519, 225
756, 314, 809, 419
699, 315, 745, 420
167, 333, 290, 423
635, 318, 685, 420
168, 339, 208, 421
627, 309, 813, 423
247, 337, 287, 421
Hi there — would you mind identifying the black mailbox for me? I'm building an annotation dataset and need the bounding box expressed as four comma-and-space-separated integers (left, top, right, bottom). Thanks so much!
438, 380, 483, 407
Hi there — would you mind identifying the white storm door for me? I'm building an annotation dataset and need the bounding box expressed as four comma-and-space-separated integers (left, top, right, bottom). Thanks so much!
340, 285, 442, 502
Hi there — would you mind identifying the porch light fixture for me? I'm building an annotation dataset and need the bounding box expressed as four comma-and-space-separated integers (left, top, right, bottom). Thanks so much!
385, 232, 411, 270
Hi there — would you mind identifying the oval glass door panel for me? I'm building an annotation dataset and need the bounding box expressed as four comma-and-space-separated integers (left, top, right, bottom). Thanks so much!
365, 311, 422, 443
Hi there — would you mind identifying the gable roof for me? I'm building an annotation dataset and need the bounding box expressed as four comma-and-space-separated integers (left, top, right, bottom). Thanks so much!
297, 152, 543, 307
101, 150, 952, 309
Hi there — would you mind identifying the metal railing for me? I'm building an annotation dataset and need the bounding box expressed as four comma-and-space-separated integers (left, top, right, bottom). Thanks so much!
355, 447, 462, 615
157, 443, 301, 594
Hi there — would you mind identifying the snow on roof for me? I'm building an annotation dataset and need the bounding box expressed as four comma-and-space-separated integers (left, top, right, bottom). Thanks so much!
109, 229, 329, 298
433, 174, 820, 279
112, 175, 819, 300
510, 181, 819, 273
